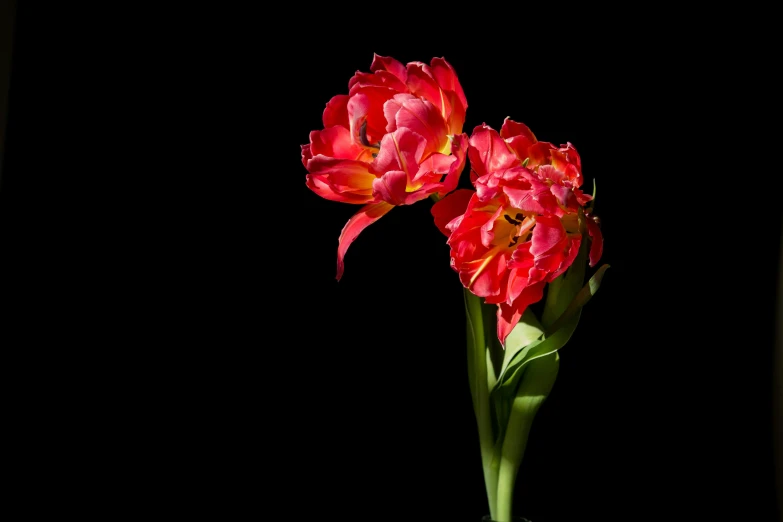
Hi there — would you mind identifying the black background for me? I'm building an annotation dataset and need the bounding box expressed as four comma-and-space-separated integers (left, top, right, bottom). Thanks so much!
2, 4, 781, 521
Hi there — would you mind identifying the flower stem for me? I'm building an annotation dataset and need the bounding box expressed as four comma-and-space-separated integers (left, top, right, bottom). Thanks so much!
495, 353, 560, 522
464, 289, 498, 520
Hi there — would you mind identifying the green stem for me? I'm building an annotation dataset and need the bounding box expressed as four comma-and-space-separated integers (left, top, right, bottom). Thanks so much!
495, 353, 560, 522
464, 289, 498, 520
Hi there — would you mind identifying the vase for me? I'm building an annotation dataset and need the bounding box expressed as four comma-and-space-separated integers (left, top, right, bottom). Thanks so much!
481, 515, 530, 522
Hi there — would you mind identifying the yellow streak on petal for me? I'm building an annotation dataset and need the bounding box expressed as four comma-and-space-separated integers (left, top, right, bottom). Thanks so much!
469, 244, 505, 288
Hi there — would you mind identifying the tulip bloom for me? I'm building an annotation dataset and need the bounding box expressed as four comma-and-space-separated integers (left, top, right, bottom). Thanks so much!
432, 119, 603, 344
302, 54, 469, 280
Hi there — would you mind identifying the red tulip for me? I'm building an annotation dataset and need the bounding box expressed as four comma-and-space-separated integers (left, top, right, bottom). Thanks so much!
433, 120, 603, 345
302, 54, 469, 280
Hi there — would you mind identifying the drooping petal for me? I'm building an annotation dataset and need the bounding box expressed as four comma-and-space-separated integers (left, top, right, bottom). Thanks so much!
336, 201, 394, 281
431, 189, 474, 237
323, 95, 350, 129
468, 124, 519, 179
585, 213, 603, 267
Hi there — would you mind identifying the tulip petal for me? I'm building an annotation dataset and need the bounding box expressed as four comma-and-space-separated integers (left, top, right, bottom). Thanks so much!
323, 95, 349, 129
371, 127, 427, 179
405, 62, 450, 120
347, 88, 397, 146
305, 156, 376, 203
370, 54, 408, 84
585, 214, 603, 267
530, 215, 569, 273
394, 97, 449, 156
431, 188, 474, 237
468, 124, 518, 178
308, 127, 373, 162
436, 133, 468, 195
336, 201, 394, 281
497, 280, 545, 346
372, 170, 408, 206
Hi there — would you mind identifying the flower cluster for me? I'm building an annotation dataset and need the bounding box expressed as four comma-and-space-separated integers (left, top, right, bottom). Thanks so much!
302, 54, 602, 345
301, 54, 468, 280
432, 119, 603, 344
302, 54, 608, 522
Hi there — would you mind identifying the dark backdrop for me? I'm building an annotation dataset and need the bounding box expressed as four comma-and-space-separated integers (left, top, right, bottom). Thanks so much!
1, 5, 780, 521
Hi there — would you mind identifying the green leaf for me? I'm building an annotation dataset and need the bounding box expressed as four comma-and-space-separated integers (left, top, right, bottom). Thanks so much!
541, 219, 589, 328
500, 307, 544, 378
489, 261, 609, 442
545, 264, 610, 336
490, 311, 580, 443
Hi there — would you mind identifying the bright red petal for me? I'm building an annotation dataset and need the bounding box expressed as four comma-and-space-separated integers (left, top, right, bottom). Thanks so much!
431, 188, 474, 237
585, 214, 603, 267
468, 124, 519, 178
336, 201, 394, 281
309, 127, 373, 162
323, 95, 349, 129
530, 214, 569, 273
370, 54, 408, 84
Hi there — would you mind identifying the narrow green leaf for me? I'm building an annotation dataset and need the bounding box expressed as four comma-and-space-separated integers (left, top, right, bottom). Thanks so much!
541, 221, 588, 328
500, 307, 544, 378
545, 264, 610, 336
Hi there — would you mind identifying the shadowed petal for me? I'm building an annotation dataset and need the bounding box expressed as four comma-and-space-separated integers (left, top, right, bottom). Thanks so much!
336, 201, 394, 281
585, 214, 603, 267
431, 189, 474, 237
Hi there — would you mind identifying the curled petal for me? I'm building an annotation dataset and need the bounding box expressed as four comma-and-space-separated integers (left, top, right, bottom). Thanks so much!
500, 118, 537, 162
468, 124, 518, 178
348, 69, 407, 93
393, 97, 449, 156
347, 88, 397, 146
585, 213, 603, 267
372, 170, 409, 206
383, 93, 417, 134
301, 143, 312, 168
371, 127, 427, 178
405, 62, 448, 119
305, 156, 376, 204
370, 54, 408, 84
530, 214, 569, 273
431, 189, 474, 237
336, 201, 394, 281
430, 58, 467, 134
308, 127, 373, 162
430, 58, 467, 113
436, 133, 468, 195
